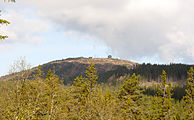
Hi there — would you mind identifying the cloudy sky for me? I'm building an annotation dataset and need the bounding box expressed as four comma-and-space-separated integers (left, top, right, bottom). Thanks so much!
0, 0, 194, 76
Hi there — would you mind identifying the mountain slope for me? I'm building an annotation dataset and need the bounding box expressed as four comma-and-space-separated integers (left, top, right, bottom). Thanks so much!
0, 57, 138, 84
40, 57, 138, 84
1, 57, 193, 86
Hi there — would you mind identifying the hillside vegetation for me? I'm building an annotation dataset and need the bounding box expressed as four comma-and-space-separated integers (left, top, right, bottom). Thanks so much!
0, 62, 193, 120
1, 57, 193, 86
0, 57, 138, 84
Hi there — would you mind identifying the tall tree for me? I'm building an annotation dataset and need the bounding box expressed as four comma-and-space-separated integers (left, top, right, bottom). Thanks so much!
118, 73, 143, 120
156, 70, 174, 120
183, 67, 194, 120
72, 61, 98, 102
68, 61, 100, 119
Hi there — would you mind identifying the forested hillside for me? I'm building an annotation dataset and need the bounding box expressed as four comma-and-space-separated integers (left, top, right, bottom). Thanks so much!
0, 62, 193, 119
98, 63, 193, 84
0, 57, 138, 84
130, 63, 194, 82
0, 58, 193, 86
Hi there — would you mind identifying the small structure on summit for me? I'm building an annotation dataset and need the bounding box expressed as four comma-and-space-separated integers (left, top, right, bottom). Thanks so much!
108, 55, 112, 59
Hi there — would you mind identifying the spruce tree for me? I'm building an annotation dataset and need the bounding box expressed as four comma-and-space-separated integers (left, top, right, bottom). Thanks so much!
44, 69, 60, 120
72, 61, 98, 102
69, 61, 99, 119
156, 70, 174, 120
118, 73, 142, 120
183, 67, 194, 120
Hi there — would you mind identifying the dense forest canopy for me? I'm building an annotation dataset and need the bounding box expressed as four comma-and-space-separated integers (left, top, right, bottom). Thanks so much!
99, 63, 193, 84
130, 63, 194, 82
0, 62, 193, 119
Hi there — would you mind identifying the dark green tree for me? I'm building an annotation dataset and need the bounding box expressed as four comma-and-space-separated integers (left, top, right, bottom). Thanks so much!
118, 73, 142, 120
154, 70, 174, 120
183, 67, 194, 120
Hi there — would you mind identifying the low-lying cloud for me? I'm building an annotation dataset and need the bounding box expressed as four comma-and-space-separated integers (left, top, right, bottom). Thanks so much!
2, 0, 194, 63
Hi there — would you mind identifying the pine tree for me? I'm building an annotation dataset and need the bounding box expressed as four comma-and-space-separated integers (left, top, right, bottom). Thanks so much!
155, 70, 174, 120
44, 69, 60, 120
183, 67, 194, 120
118, 73, 142, 120
85, 61, 98, 91
72, 61, 98, 102
69, 61, 99, 119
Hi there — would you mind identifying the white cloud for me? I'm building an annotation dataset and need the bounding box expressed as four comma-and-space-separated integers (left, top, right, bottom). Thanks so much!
2, 0, 194, 63
0, 5, 51, 45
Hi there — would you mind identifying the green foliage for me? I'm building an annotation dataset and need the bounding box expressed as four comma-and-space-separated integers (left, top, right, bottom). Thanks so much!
130, 63, 193, 82
118, 73, 143, 120
0, 66, 66, 119
150, 70, 174, 120
0, 62, 193, 120
32, 60, 193, 85
72, 61, 98, 102
0, 0, 15, 40
143, 85, 186, 100
119, 73, 142, 100
183, 67, 194, 120
0, 10, 10, 40
68, 61, 101, 119
1, 0, 15, 40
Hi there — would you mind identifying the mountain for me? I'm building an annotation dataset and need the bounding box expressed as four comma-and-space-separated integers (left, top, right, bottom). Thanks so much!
0, 57, 138, 84
39, 57, 138, 84
1, 57, 193, 86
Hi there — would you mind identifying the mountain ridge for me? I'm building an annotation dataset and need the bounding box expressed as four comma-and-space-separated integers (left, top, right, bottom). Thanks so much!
1, 57, 193, 86
0, 57, 138, 84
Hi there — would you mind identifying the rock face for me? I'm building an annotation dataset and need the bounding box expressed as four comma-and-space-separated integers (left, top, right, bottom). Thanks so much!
0, 57, 138, 84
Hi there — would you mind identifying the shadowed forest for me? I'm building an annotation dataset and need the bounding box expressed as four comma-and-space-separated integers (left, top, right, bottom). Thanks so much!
0, 62, 193, 120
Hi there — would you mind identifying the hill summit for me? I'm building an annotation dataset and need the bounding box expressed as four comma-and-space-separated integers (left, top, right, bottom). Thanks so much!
0, 57, 138, 84
51, 57, 138, 69
41, 57, 138, 84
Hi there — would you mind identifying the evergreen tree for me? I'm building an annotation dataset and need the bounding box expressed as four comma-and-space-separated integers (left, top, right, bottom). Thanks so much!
72, 61, 98, 102
69, 61, 100, 119
118, 73, 142, 120
154, 70, 174, 120
44, 69, 60, 120
183, 67, 194, 120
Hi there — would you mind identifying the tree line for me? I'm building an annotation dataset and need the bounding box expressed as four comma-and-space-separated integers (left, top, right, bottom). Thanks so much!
130, 63, 194, 82
0, 62, 193, 120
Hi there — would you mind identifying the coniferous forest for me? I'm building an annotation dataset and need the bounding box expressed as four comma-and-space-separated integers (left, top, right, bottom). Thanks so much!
1, 1, 194, 120
99, 63, 193, 83
0, 62, 193, 120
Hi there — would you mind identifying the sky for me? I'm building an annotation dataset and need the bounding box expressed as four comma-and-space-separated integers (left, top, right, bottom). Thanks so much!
0, 0, 194, 76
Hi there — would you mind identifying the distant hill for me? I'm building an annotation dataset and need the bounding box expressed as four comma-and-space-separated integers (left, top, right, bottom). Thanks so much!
39, 57, 138, 84
0, 57, 138, 84
0, 57, 193, 86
